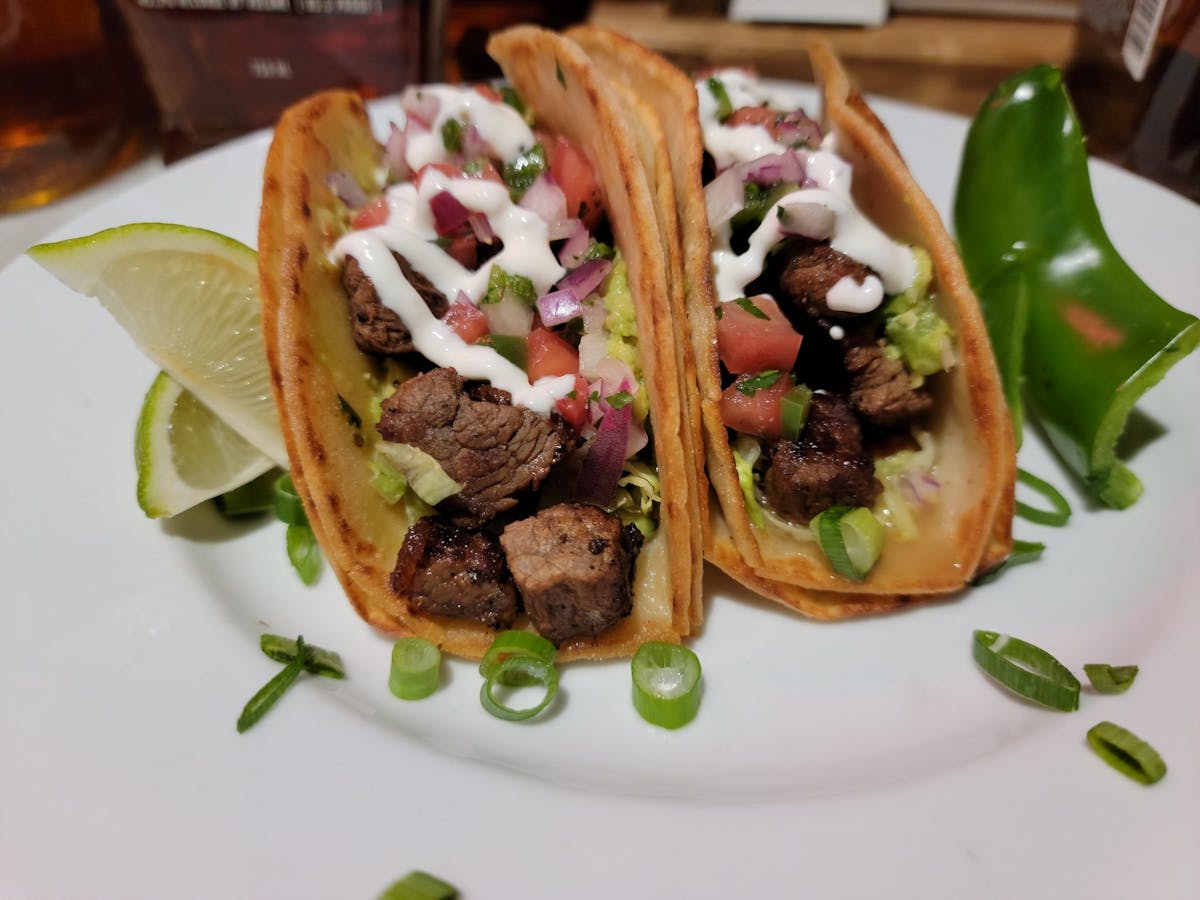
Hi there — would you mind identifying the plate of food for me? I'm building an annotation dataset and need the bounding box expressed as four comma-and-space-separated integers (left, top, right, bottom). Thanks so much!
2, 25, 1196, 900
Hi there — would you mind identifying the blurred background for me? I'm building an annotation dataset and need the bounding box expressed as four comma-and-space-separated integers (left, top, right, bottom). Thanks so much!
0, 0, 1196, 216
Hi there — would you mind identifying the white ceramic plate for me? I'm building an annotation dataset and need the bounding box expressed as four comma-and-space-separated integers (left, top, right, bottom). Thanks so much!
2, 86, 1197, 899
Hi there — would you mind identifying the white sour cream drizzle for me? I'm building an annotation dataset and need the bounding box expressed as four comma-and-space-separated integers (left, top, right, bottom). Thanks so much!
330, 85, 575, 416
698, 70, 917, 309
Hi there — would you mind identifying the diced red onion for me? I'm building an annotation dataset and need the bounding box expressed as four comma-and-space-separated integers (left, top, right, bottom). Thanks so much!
518, 174, 568, 225
401, 87, 439, 129
460, 122, 489, 160
557, 258, 611, 301
739, 150, 807, 186
574, 403, 631, 506
777, 201, 835, 239
536, 289, 583, 327
901, 471, 942, 508
577, 302, 609, 378
777, 109, 824, 148
326, 171, 369, 210
555, 219, 591, 266
385, 122, 409, 181
468, 212, 496, 245
430, 190, 471, 236
705, 166, 745, 229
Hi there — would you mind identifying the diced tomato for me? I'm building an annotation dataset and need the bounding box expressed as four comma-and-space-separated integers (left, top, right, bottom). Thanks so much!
720, 371, 795, 439
527, 326, 579, 381
473, 82, 503, 103
443, 300, 489, 344
555, 374, 590, 431
725, 106, 777, 130
414, 162, 460, 186
547, 135, 603, 230
716, 295, 803, 374
351, 196, 389, 229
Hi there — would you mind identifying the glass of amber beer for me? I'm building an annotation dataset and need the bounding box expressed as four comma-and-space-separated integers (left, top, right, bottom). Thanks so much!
0, 0, 148, 212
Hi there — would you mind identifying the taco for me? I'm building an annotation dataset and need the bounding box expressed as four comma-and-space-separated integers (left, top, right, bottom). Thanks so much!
571, 29, 1015, 610
257, 25, 701, 658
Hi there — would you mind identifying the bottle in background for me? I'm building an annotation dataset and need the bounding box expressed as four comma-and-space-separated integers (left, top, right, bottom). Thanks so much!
0, 0, 152, 212
117, 1, 428, 163
1065, 0, 1200, 201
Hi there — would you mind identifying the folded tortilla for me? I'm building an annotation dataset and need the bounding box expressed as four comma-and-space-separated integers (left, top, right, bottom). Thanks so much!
257, 26, 701, 658
571, 28, 1015, 612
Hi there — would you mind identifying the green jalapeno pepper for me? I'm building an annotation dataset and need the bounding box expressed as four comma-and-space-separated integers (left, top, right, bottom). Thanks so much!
954, 65, 1199, 509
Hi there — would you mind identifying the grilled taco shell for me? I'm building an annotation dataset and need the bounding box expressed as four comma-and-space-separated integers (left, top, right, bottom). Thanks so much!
571, 28, 1015, 611
258, 28, 700, 658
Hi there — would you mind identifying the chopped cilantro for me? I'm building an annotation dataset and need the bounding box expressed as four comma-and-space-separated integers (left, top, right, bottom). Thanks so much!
584, 240, 615, 261
607, 390, 634, 410
501, 86, 525, 115
707, 76, 733, 122
714, 305, 724, 320
737, 370, 783, 396
503, 143, 547, 201
556, 59, 566, 87
336, 394, 362, 429
734, 296, 769, 320
441, 118, 463, 154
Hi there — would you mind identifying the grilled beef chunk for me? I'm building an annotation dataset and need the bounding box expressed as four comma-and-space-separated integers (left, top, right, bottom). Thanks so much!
763, 392, 880, 523
377, 367, 573, 527
500, 503, 642, 645
844, 343, 934, 427
776, 239, 878, 320
343, 254, 449, 356
390, 517, 518, 630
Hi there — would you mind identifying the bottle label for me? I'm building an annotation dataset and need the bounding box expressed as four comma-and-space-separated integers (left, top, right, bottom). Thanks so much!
1122, 0, 1169, 80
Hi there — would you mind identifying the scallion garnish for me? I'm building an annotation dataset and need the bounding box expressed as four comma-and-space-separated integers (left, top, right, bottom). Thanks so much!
780, 383, 813, 440
480, 654, 559, 721
1015, 467, 1072, 526
237, 635, 307, 733
478, 630, 556, 680
286, 523, 321, 585
811, 506, 885, 580
1083, 663, 1139, 694
1086, 721, 1167, 785
972, 630, 1080, 711
736, 370, 782, 396
389, 637, 442, 700
378, 870, 459, 900
970, 539, 1045, 585
631, 641, 702, 729
260, 634, 345, 678
273, 472, 308, 526
214, 469, 279, 517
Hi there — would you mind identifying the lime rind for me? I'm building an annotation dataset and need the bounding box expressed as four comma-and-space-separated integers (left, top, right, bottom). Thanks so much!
135, 370, 274, 519
28, 223, 287, 466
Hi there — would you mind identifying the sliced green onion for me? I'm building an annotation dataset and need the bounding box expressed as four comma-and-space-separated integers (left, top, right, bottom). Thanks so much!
286, 522, 322, 585
780, 383, 813, 440
479, 629, 556, 680
1086, 721, 1167, 785
1015, 467, 1072, 527
811, 506, 885, 580
970, 539, 1045, 585
389, 637, 442, 700
972, 630, 1080, 711
273, 472, 308, 526
480, 655, 559, 721
606, 390, 634, 410
1083, 663, 1139, 694
378, 870, 458, 900
214, 468, 280, 517
260, 634, 345, 679
237, 635, 306, 733
631, 641, 702, 729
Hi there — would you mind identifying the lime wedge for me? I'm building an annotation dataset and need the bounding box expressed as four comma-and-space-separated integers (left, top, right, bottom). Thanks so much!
28, 223, 287, 465
136, 371, 275, 518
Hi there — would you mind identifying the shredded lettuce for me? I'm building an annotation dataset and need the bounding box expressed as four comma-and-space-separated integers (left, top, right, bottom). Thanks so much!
608, 459, 662, 537
731, 435, 765, 528
373, 442, 462, 506
875, 429, 938, 540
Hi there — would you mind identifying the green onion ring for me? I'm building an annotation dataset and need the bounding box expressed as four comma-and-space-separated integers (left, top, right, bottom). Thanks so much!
972, 630, 1080, 711
285, 522, 322, 585
478, 630, 556, 680
1083, 663, 1139, 694
273, 472, 309, 526
1086, 721, 1167, 785
378, 869, 459, 900
237, 635, 307, 733
812, 506, 885, 580
1015, 467, 1072, 527
631, 641, 702, 729
479, 655, 559, 721
971, 539, 1045, 585
389, 637, 442, 701
260, 633, 345, 679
